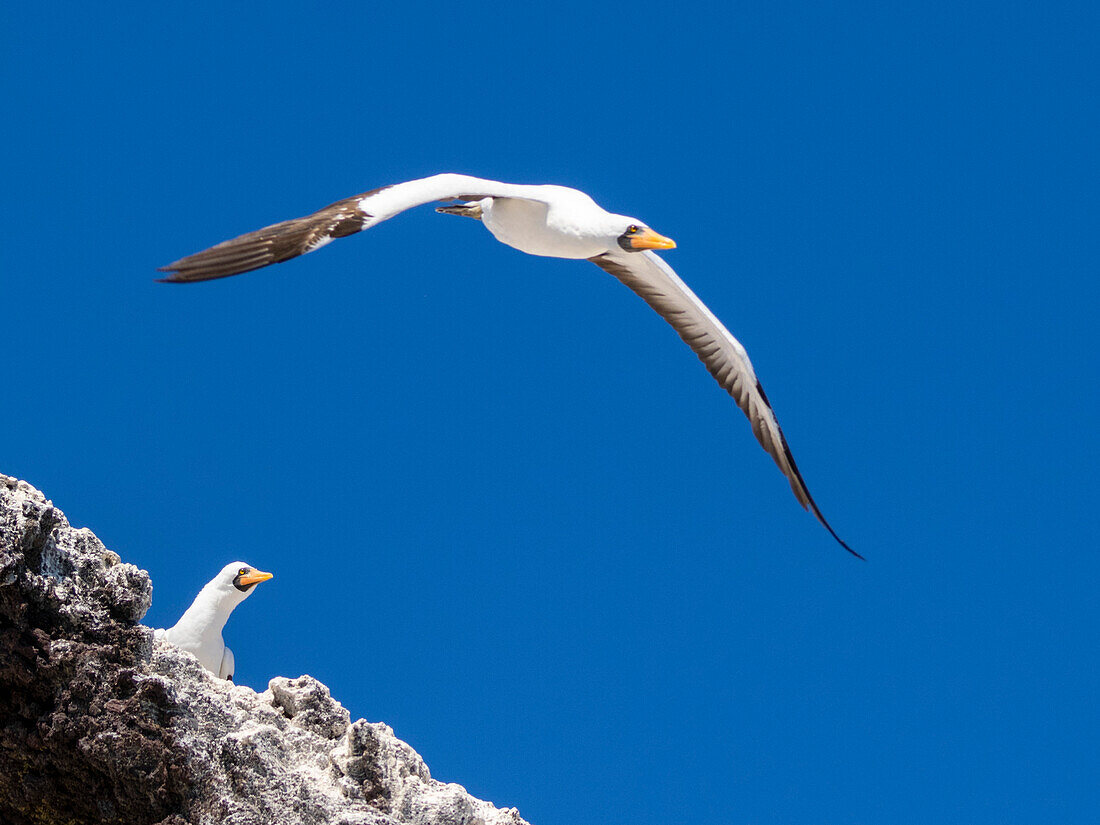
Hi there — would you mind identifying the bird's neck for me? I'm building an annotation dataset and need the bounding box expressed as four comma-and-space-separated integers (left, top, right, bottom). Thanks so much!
173, 584, 241, 643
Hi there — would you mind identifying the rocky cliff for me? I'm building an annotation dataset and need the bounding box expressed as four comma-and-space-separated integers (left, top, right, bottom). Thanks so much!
0, 474, 531, 825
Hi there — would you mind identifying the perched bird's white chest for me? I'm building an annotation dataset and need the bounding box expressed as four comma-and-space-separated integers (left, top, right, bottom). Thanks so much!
481, 190, 610, 260
164, 599, 230, 675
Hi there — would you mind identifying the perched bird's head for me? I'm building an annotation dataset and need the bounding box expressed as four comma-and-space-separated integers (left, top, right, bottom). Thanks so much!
209, 561, 274, 601
611, 215, 676, 253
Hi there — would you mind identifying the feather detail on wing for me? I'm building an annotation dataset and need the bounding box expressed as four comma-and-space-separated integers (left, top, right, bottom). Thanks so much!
158, 174, 554, 283
219, 646, 235, 681
589, 250, 860, 558
157, 192, 377, 282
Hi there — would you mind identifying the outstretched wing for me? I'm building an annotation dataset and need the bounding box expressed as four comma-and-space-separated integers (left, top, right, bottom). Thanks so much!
158, 174, 551, 283
589, 250, 860, 558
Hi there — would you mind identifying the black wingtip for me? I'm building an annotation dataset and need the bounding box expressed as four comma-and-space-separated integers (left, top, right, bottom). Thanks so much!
822, 518, 865, 560
800, 479, 864, 560
154, 263, 243, 284
753, 381, 864, 560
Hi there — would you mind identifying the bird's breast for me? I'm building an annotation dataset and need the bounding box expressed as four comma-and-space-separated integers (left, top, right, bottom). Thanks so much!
482, 198, 605, 259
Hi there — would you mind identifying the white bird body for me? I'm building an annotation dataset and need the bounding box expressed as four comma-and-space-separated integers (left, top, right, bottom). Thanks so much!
483, 187, 612, 259
157, 561, 273, 679
160, 174, 859, 557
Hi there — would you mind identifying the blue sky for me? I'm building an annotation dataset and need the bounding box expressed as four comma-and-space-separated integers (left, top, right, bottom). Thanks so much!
3, 2, 1099, 822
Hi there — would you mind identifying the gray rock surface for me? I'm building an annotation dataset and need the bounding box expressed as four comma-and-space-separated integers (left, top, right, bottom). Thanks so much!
0, 474, 531, 825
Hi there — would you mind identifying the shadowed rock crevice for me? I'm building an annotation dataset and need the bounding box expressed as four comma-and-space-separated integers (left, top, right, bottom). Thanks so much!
0, 475, 189, 825
0, 475, 530, 825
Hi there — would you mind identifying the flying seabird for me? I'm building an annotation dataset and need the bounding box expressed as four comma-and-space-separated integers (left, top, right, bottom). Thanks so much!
155, 562, 274, 679
159, 174, 860, 558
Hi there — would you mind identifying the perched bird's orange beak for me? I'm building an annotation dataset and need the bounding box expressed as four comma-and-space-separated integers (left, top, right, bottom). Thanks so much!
238, 569, 273, 586
628, 228, 677, 250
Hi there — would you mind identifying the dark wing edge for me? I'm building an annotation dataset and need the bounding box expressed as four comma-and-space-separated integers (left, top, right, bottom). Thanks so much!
589, 252, 862, 559
752, 380, 864, 559
156, 189, 384, 283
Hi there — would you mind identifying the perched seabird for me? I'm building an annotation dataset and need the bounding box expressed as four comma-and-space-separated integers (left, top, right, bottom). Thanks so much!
159, 174, 860, 558
156, 562, 274, 679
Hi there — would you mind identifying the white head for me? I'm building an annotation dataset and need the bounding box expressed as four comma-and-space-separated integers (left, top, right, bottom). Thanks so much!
602, 213, 677, 253
203, 560, 274, 609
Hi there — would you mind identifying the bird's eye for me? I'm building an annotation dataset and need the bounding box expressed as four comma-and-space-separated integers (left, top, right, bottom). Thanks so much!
627, 225, 639, 234
238, 568, 247, 576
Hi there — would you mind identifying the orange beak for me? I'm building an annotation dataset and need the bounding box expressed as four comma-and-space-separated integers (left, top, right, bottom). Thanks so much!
238, 569, 273, 586
629, 228, 677, 251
